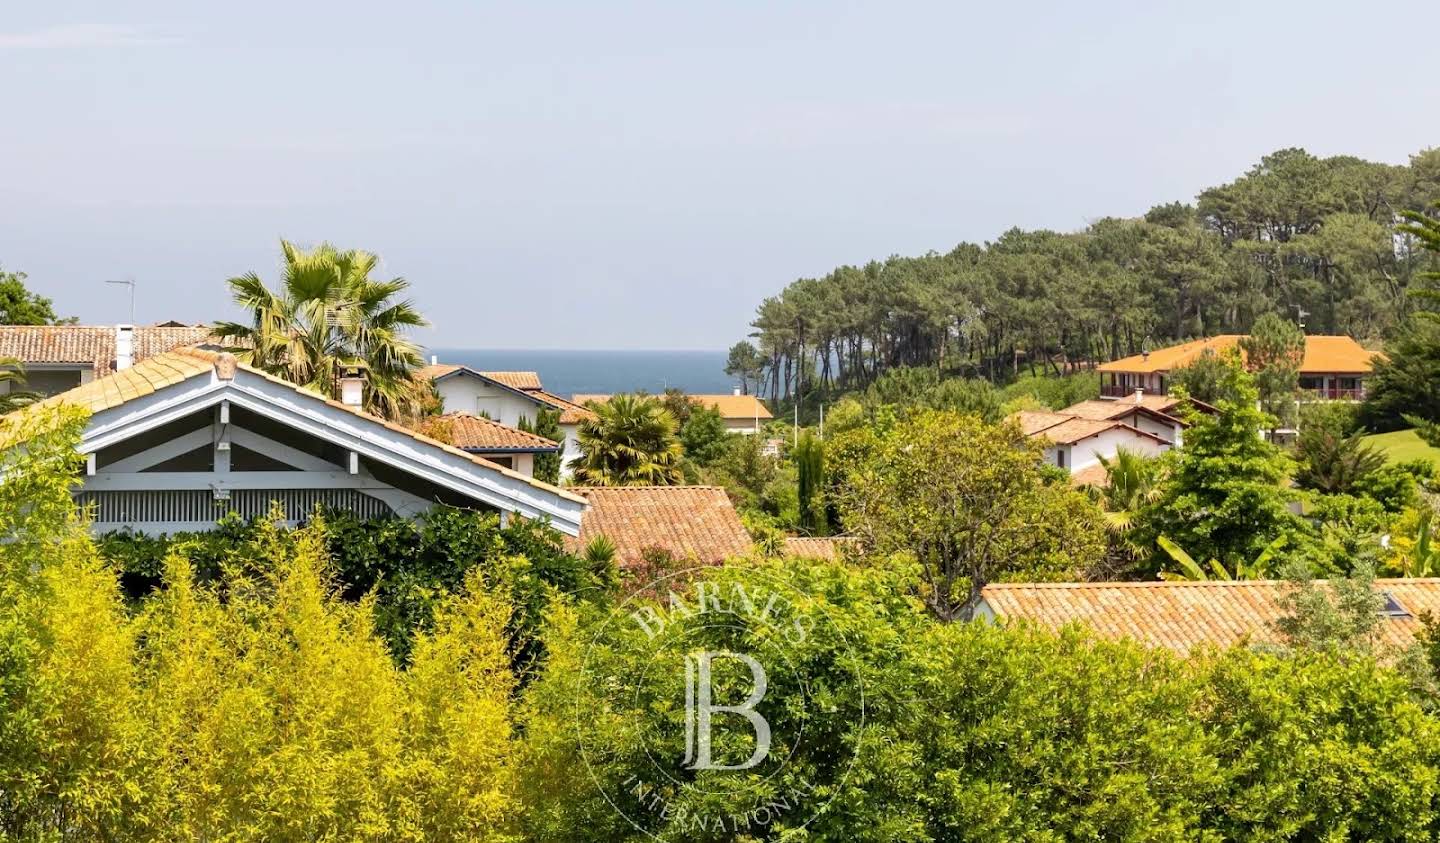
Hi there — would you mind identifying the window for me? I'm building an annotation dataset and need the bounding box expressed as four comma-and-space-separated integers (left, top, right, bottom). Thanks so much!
1380, 591, 1411, 618
1055, 449, 1066, 469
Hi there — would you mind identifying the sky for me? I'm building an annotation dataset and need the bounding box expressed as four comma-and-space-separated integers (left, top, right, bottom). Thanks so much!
1, 2, 1438, 350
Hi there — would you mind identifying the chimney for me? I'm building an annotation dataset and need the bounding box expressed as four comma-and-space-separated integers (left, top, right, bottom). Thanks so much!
1133, 387, 1144, 404
339, 365, 366, 408
115, 324, 135, 370
733, 386, 742, 397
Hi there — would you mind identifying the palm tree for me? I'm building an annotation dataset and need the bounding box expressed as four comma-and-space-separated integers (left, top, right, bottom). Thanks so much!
0, 358, 39, 414
1156, 534, 1287, 581
1093, 448, 1164, 535
214, 240, 428, 419
572, 394, 684, 486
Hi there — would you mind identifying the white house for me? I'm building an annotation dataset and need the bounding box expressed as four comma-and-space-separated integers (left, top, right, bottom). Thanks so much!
418, 362, 594, 477
1013, 410, 1171, 485
26, 347, 586, 536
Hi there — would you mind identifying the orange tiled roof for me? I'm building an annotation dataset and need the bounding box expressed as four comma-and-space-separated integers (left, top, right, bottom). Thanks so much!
573, 393, 773, 421
1098, 335, 1377, 375
438, 412, 560, 451
1013, 410, 1076, 436
1067, 462, 1111, 488
564, 486, 752, 569
0, 325, 214, 374
1013, 411, 1168, 447
15, 347, 585, 504
783, 536, 860, 561
981, 579, 1440, 652
529, 389, 596, 425
416, 364, 542, 391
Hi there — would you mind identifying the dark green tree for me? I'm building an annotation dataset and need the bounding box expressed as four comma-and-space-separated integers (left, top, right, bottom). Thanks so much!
678, 403, 728, 466
0, 268, 73, 325
1134, 358, 1306, 573
793, 430, 826, 536
1240, 312, 1305, 434
723, 340, 767, 395
518, 407, 563, 485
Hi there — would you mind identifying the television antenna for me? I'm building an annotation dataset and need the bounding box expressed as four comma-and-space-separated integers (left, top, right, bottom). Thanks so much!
105, 278, 136, 323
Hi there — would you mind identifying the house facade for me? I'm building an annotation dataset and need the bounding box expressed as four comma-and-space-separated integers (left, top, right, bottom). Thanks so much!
1097, 334, 1377, 401
418, 362, 594, 477
1013, 410, 1171, 485
0, 324, 213, 397
26, 347, 585, 536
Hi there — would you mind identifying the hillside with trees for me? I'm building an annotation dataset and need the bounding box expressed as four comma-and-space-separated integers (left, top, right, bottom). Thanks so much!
740, 148, 1440, 402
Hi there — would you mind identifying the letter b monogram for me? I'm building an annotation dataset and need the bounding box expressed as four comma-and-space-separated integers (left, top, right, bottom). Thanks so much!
682, 651, 771, 771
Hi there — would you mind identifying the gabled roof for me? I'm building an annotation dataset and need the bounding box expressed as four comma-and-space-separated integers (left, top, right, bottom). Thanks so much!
979, 579, 1440, 652
1061, 399, 1185, 427
0, 324, 214, 373
435, 412, 560, 452
18, 347, 586, 533
1012, 411, 1167, 447
564, 486, 752, 569
528, 390, 596, 425
418, 364, 594, 424
573, 393, 773, 421
1098, 335, 1378, 375
418, 364, 542, 391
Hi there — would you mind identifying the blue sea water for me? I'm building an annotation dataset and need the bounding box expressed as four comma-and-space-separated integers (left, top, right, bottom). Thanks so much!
425, 348, 735, 399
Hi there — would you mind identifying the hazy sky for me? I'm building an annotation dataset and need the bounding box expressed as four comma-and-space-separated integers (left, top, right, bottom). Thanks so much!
2, 2, 1437, 350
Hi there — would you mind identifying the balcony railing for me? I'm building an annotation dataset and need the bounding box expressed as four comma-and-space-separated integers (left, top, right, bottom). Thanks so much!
1100, 384, 1133, 398
1303, 387, 1364, 401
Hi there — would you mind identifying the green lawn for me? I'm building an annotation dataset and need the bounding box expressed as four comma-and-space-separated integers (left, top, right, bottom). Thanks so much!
1361, 428, 1440, 465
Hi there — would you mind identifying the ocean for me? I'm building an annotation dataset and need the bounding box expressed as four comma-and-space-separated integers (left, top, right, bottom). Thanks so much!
425, 348, 735, 399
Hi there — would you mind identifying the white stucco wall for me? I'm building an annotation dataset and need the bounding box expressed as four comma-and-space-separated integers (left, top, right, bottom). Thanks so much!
435, 378, 546, 428
1116, 410, 1181, 445
1068, 427, 1169, 472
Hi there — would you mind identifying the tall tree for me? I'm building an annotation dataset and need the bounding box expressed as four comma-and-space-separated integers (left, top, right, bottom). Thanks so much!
214, 240, 428, 420
572, 394, 684, 486
1133, 358, 1304, 574
838, 410, 1105, 621
723, 341, 766, 396
0, 268, 73, 325
1240, 312, 1305, 435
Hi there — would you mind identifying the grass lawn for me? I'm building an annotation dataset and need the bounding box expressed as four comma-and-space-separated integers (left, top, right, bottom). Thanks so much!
1361, 428, 1440, 465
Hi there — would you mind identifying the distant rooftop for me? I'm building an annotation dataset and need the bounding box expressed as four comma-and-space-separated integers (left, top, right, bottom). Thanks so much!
1097, 334, 1378, 375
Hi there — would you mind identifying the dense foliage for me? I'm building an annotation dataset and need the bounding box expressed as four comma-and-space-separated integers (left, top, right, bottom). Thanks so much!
11, 404, 1440, 839
745, 148, 1440, 401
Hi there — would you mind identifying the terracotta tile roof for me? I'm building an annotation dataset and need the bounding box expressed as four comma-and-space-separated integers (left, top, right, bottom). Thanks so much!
529, 389, 596, 425
980, 579, 1440, 652
0, 325, 214, 374
572, 393, 774, 421
1012, 411, 1167, 447
477, 371, 542, 390
16, 347, 585, 504
1098, 335, 1377, 375
416, 364, 542, 391
1013, 410, 1077, 436
783, 536, 861, 561
1061, 399, 1183, 426
564, 486, 752, 569
436, 412, 560, 452
1067, 462, 1111, 488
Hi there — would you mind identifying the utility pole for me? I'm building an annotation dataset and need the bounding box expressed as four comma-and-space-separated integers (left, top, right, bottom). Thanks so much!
105, 278, 136, 323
